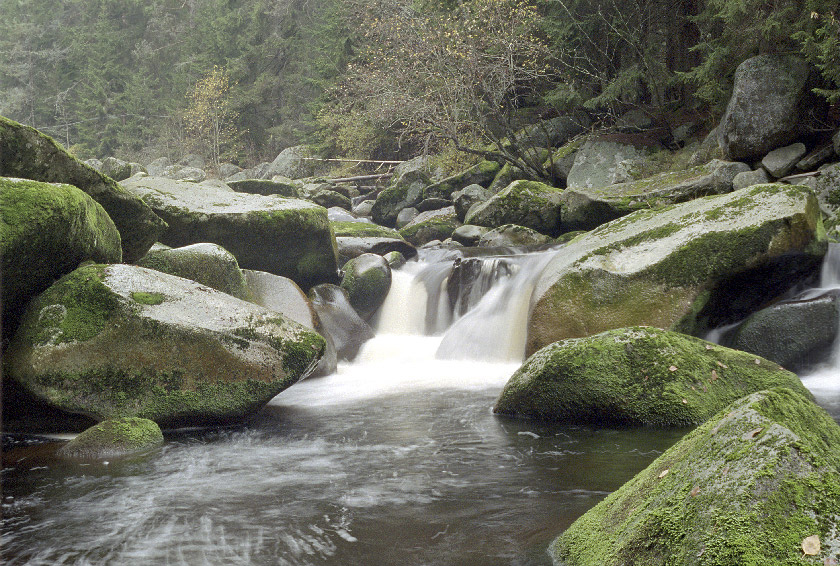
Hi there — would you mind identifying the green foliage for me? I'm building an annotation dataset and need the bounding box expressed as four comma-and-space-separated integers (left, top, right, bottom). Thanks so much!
183, 66, 243, 170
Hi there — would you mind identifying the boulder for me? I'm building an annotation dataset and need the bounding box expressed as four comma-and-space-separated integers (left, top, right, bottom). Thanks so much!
423, 160, 501, 200
451, 224, 490, 246
396, 207, 420, 229
5, 263, 326, 427
728, 291, 840, 372
136, 242, 251, 300
383, 251, 407, 269
327, 207, 367, 223
732, 168, 771, 190
560, 159, 750, 232
1, 178, 123, 341
243, 269, 337, 377
796, 143, 836, 171
399, 206, 462, 246
122, 176, 338, 289
84, 158, 103, 171
263, 145, 317, 179
171, 166, 206, 182
298, 184, 352, 210
464, 180, 564, 236
718, 55, 811, 161
416, 197, 450, 212
218, 163, 242, 178
371, 168, 432, 227
227, 178, 299, 197
494, 326, 810, 426
180, 154, 206, 170
477, 224, 551, 247
57, 417, 164, 459
146, 157, 172, 177
544, 138, 584, 185
762, 142, 807, 178
452, 184, 494, 221
0, 116, 166, 262
566, 139, 651, 189
340, 253, 392, 321
527, 184, 826, 355
513, 113, 590, 148
352, 199, 375, 217
550, 388, 840, 565
331, 221, 416, 263
100, 157, 132, 181
810, 163, 840, 214
308, 284, 375, 360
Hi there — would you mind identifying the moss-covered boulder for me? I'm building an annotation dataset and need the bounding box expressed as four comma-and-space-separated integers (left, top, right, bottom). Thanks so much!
57, 417, 164, 459
465, 180, 564, 237
4, 263, 326, 427
560, 160, 750, 232
227, 178, 299, 197
399, 206, 462, 246
477, 224, 551, 247
527, 184, 826, 355
340, 253, 392, 321
136, 242, 252, 300
122, 176, 338, 289
550, 388, 840, 565
331, 221, 417, 264
494, 327, 811, 426
0, 116, 166, 262
371, 168, 433, 227
1, 178, 123, 341
423, 160, 501, 200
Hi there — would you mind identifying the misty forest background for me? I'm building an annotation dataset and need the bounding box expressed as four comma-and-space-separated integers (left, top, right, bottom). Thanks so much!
2, 0, 838, 175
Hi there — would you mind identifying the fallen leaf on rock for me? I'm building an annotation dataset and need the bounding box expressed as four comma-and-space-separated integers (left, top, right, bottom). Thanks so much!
682, 399, 688, 404
690, 486, 700, 497
705, 345, 712, 350
711, 369, 719, 381
743, 428, 763, 440
825, 556, 837, 565
658, 469, 669, 479
669, 365, 678, 372
754, 358, 761, 365
716, 361, 728, 369
802, 535, 820, 556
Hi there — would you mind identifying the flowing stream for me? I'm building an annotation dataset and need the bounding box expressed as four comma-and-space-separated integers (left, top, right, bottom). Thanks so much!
2, 246, 838, 565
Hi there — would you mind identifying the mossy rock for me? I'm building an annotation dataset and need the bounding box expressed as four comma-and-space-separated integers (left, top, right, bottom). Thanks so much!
57, 417, 164, 459
0, 116, 166, 262
560, 160, 750, 233
527, 184, 827, 355
465, 180, 564, 237
136, 242, 252, 301
340, 253, 392, 321
423, 160, 501, 200
477, 224, 551, 247
122, 176, 338, 289
4, 263, 326, 428
1, 177, 123, 341
371, 169, 431, 226
227, 178, 299, 197
331, 221, 417, 263
494, 327, 812, 426
398, 206, 462, 246
550, 387, 840, 565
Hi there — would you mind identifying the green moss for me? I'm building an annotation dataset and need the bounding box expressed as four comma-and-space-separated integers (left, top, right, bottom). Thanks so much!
131, 291, 165, 305
58, 417, 163, 459
330, 221, 405, 239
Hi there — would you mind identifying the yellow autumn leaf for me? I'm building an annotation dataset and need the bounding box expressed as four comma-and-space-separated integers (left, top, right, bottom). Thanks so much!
802, 534, 820, 555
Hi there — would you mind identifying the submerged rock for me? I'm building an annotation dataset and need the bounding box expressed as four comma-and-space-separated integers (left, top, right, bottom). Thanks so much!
0, 116, 165, 262
1, 178, 122, 340
122, 176, 338, 289
494, 327, 810, 426
136, 242, 252, 301
57, 417, 164, 459
550, 388, 840, 565
527, 184, 826, 354
5, 264, 326, 427
340, 253, 392, 321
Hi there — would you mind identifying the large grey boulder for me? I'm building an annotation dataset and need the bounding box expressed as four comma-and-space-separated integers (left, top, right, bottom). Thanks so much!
464, 180, 564, 236
340, 253, 392, 321
551, 388, 840, 565
0, 116, 166, 262
566, 139, 651, 189
146, 157, 172, 177
452, 184, 493, 221
762, 142, 807, 178
5, 264, 326, 427
100, 157, 132, 182
717, 54, 811, 161
122, 176, 339, 289
451, 224, 490, 246
243, 269, 337, 376
262, 145, 317, 179
308, 284, 375, 360
805, 162, 840, 214
732, 168, 771, 190
136, 242, 251, 301
527, 184, 826, 355
495, 326, 810, 426
560, 159, 750, 232
728, 290, 840, 372
1, 178, 123, 341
